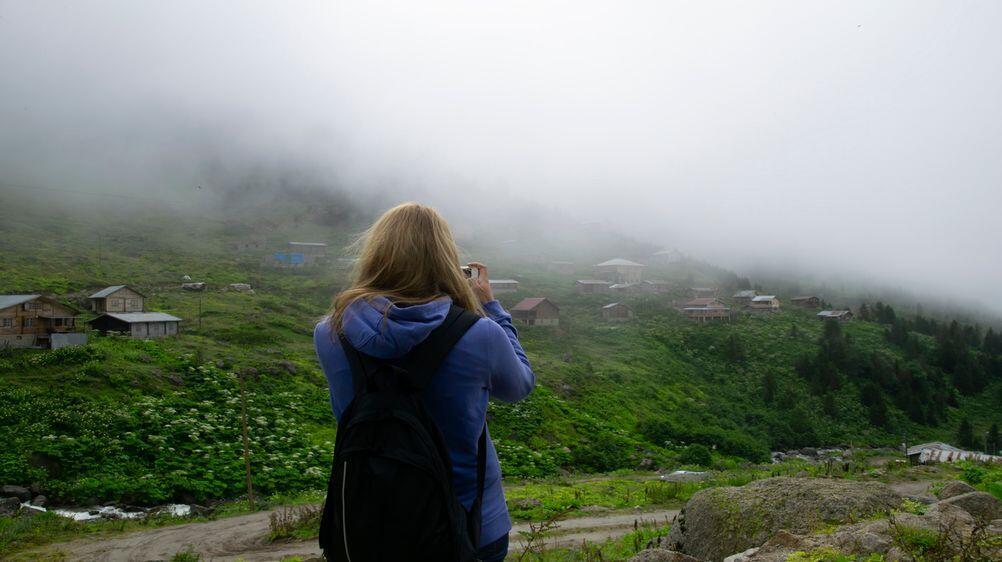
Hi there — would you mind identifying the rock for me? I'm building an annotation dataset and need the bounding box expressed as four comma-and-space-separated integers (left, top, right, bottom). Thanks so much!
800, 447, 818, 457
722, 547, 759, 562
937, 491, 1002, 523
580, 505, 610, 513
0, 497, 21, 516
666, 477, 901, 562
0, 485, 30, 501
181, 282, 205, 291
31, 495, 47, 507
228, 283, 253, 292
989, 519, 1002, 535
629, 550, 702, 562
936, 480, 976, 500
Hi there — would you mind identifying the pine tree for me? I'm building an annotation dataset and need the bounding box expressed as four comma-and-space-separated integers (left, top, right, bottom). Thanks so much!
987, 423, 1000, 455
957, 418, 976, 449
762, 371, 777, 404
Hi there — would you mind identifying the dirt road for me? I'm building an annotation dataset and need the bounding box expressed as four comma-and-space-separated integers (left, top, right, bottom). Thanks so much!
32, 508, 679, 561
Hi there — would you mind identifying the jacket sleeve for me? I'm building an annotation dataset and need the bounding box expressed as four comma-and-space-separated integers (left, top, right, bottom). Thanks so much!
482, 300, 535, 402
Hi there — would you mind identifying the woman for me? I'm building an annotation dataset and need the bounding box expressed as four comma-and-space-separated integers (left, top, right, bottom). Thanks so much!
314, 202, 535, 561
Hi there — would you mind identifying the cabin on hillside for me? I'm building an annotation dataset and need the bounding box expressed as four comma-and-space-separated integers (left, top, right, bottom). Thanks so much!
683, 303, 731, 323
649, 249, 683, 265
791, 296, 822, 308
511, 298, 560, 326
89, 312, 182, 339
229, 239, 265, 252
594, 259, 645, 283
609, 282, 641, 295
640, 280, 671, 294
682, 297, 726, 309
749, 295, 781, 311
690, 287, 717, 298
601, 302, 633, 322
906, 442, 1002, 465
288, 242, 328, 259
732, 290, 757, 302
0, 295, 83, 349
576, 280, 611, 294
817, 310, 853, 322
548, 261, 575, 275
265, 251, 306, 268
489, 279, 520, 294
89, 285, 145, 313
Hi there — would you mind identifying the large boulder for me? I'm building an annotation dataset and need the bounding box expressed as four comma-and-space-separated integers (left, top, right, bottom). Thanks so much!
666, 477, 901, 561
0, 497, 21, 516
938, 491, 1002, 523
0, 485, 30, 501
936, 480, 976, 500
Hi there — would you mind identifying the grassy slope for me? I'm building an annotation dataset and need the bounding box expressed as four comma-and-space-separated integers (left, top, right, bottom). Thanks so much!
0, 195, 998, 508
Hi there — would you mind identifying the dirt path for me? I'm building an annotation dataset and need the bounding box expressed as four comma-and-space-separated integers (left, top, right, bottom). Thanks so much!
32, 508, 679, 561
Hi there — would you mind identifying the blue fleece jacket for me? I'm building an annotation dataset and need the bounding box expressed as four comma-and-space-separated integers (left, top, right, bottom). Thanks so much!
313, 297, 535, 547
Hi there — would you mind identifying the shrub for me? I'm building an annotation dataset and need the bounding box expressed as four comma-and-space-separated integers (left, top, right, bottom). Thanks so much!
679, 444, 712, 467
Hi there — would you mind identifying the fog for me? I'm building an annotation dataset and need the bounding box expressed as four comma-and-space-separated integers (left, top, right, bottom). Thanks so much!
2, 1, 1001, 312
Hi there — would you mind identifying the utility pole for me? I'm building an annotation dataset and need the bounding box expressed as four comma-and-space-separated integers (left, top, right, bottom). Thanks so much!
238, 371, 255, 510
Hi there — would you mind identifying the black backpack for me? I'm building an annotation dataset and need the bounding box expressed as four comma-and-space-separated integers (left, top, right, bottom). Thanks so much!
319, 305, 486, 562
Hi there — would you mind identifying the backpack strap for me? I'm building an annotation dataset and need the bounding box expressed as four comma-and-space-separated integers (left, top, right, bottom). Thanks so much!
406, 304, 480, 390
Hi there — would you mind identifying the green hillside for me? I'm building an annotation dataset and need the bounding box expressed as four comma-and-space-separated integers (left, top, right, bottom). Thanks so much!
1, 190, 1000, 506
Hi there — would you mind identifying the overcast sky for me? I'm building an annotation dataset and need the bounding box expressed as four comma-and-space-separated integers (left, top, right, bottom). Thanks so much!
1, 1, 1001, 310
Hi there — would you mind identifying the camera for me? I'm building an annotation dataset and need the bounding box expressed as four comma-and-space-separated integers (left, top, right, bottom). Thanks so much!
462, 266, 478, 279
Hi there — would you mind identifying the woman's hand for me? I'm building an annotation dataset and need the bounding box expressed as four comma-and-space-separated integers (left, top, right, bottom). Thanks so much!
467, 262, 494, 304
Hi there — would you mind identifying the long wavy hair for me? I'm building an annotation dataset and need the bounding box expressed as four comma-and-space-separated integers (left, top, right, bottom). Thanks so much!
329, 202, 484, 332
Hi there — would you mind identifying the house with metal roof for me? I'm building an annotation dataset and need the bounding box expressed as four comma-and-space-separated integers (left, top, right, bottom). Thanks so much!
906, 442, 1002, 465
601, 302, 633, 322
89, 285, 146, 313
0, 294, 82, 349
749, 295, 781, 311
576, 280, 611, 294
510, 298, 560, 326
732, 290, 758, 302
488, 279, 520, 294
791, 296, 822, 308
89, 312, 182, 339
817, 310, 853, 322
594, 258, 645, 283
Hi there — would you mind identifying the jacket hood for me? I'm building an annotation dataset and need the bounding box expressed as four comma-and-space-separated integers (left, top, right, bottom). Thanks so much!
340, 296, 452, 359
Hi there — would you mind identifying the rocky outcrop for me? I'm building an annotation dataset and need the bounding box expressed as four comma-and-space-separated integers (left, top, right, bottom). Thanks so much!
936, 480, 976, 500
937, 491, 1002, 523
636, 477, 1000, 562
630, 550, 701, 562
0, 496, 21, 516
1, 485, 31, 501
665, 477, 901, 561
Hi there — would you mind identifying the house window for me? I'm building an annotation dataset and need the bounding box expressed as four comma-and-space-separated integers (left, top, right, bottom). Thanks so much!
1, 318, 11, 328
54, 318, 64, 327
127, 299, 140, 309
24, 318, 34, 328
24, 302, 41, 310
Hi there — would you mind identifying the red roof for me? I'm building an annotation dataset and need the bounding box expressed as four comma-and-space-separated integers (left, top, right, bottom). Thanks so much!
512, 297, 554, 311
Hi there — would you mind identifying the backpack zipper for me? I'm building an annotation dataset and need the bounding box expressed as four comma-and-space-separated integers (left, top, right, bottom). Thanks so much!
342, 460, 352, 562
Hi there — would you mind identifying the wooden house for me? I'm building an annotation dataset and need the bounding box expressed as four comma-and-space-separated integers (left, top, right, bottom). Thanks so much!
489, 279, 520, 294
0, 295, 82, 349
684, 306, 731, 323
640, 280, 671, 294
229, 239, 265, 252
548, 261, 575, 275
649, 249, 683, 265
791, 296, 822, 308
732, 290, 757, 302
749, 295, 781, 311
691, 287, 717, 298
601, 302, 633, 321
511, 298, 560, 326
89, 285, 145, 313
576, 280, 611, 294
609, 282, 641, 294
594, 259, 645, 283
817, 310, 853, 322
89, 312, 182, 338
683, 297, 726, 309
288, 242, 328, 258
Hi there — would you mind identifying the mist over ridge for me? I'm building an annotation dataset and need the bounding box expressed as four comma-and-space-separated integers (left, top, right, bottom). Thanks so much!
2, 1, 1001, 314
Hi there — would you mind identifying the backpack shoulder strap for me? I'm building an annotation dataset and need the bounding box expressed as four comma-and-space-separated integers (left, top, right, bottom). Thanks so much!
407, 304, 480, 390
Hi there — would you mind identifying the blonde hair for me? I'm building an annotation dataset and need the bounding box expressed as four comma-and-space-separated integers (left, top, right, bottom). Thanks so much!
329, 202, 484, 332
